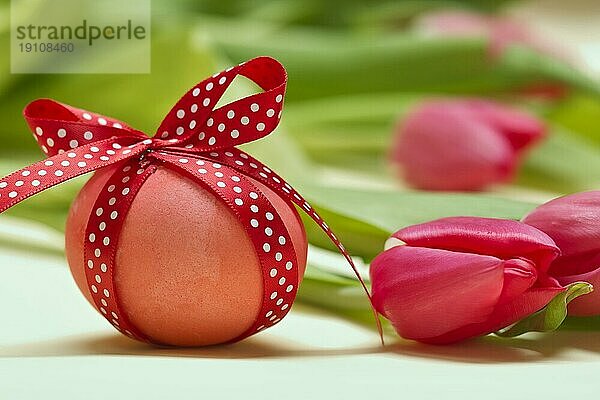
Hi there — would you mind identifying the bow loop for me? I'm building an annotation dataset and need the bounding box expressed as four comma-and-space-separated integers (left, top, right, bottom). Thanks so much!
155, 56, 286, 151
24, 99, 145, 157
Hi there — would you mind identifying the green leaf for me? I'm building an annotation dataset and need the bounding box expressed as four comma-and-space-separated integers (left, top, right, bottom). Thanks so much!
495, 282, 593, 338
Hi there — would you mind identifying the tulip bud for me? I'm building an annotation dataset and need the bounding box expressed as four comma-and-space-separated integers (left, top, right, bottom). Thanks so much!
414, 10, 571, 62
391, 99, 545, 191
370, 217, 563, 344
523, 191, 600, 316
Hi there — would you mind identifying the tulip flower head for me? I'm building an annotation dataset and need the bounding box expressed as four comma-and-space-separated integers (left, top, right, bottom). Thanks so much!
391, 99, 545, 191
415, 10, 571, 61
370, 217, 563, 344
523, 191, 600, 316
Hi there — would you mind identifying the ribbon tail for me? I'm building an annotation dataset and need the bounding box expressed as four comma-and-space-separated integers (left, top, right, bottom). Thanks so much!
175, 148, 385, 343
0, 138, 148, 214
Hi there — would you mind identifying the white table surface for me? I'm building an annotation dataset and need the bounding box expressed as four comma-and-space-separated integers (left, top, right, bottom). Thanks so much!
1, 217, 600, 400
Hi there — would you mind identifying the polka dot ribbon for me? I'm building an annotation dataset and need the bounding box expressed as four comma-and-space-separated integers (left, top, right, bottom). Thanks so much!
0, 56, 382, 344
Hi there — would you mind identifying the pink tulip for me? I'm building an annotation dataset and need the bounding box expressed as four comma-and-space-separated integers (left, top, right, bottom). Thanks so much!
523, 191, 600, 316
370, 217, 563, 344
391, 99, 545, 191
415, 10, 571, 62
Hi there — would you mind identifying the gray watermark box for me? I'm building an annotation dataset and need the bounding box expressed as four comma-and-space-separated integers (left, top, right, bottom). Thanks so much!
10, 0, 151, 74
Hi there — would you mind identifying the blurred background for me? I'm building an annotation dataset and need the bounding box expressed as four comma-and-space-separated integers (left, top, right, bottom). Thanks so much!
1, 0, 600, 325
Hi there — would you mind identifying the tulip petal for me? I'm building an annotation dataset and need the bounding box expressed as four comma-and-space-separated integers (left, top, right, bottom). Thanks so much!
523, 191, 600, 262
370, 245, 504, 340
499, 258, 537, 303
394, 216, 560, 271
464, 99, 546, 151
556, 266, 600, 316
424, 284, 564, 344
392, 101, 515, 191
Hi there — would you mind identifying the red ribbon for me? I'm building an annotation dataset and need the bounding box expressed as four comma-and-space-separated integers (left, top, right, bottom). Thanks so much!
0, 56, 381, 344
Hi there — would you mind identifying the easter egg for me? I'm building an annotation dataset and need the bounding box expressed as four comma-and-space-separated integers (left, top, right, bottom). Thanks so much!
65, 163, 307, 346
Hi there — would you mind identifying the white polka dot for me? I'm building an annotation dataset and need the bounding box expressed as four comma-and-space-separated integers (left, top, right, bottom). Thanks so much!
94, 248, 101, 258
270, 291, 278, 300
263, 243, 271, 253
219, 76, 227, 85
15, 180, 23, 187
82, 113, 92, 120
281, 304, 289, 311
217, 181, 226, 188
265, 212, 274, 221
191, 104, 199, 113
84, 131, 93, 140
233, 186, 242, 193
250, 219, 259, 228
96, 207, 103, 216
276, 94, 283, 103
176, 126, 184, 135
110, 211, 118, 220
89, 233, 96, 243
8, 191, 17, 198
234, 198, 243, 206
189, 120, 197, 129
256, 123, 266, 131
61, 160, 70, 167
95, 274, 102, 283
46, 138, 54, 147
250, 103, 260, 112
177, 109, 185, 119
285, 261, 293, 270
208, 137, 216, 146
218, 123, 225, 132
265, 227, 273, 236
99, 222, 106, 231
107, 185, 115, 192
98, 118, 107, 125
31, 180, 40, 187
203, 98, 211, 107
103, 237, 110, 246
241, 116, 250, 125
54, 170, 64, 177
198, 168, 207, 174
249, 192, 259, 199
101, 264, 108, 273
206, 82, 214, 91
77, 161, 87, 168
69, 140, 78, 148
113, 123, 123, 129
266, 109, 275, 117
109, 197, 116, 206
231, 175, 240, 181
87, 260, 94, 269
227, 110, 235, 119
0, 182, 6, 188
104, 289, 111, 297
231, 130, 240, 139
269, 269, 277, 277
250, 205, 259, 213
122, 188, 130, 195
286, 285, 294, 293
275, 252, 283, 262
35, 127, 43, 136
192, 88, 200, 96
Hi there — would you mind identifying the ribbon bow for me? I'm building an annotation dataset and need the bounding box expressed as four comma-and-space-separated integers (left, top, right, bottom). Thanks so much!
0, 56, 381, 343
